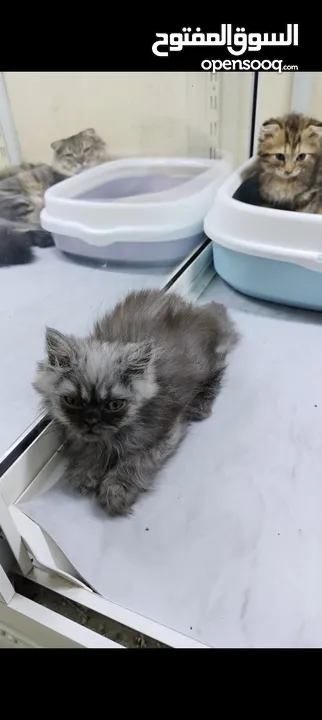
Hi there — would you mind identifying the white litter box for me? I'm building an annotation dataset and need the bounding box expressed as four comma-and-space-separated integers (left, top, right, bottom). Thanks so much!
204, 157, 322, 311
40, 156, 232, 266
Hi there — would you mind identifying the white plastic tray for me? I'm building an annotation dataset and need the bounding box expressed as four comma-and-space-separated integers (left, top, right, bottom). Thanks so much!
204, 157, 322, 273
41, 156, 232, 264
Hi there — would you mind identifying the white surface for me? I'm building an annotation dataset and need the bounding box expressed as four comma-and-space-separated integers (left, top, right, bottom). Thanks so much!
0, 492, 31, 575
28, 567, 209, 648
17, 279, 322, 648
204, 157, 322, 272
0, 563, 15, 603
41, 156, 232, 245
0, 593, 122, 648
0, 246, 178, 459
10, 506, 89, 589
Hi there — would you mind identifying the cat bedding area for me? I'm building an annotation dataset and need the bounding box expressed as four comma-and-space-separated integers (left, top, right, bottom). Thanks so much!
204, 158, 322, 311
40, 156, 232, 266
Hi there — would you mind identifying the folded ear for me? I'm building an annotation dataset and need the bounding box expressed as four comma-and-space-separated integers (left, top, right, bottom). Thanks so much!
50, 139, 64, 153
259, 119, 280, 140
83, 128, 98, 139
45, 327, 75, 369
308, 124, 322, 138
124, 341, 154, 376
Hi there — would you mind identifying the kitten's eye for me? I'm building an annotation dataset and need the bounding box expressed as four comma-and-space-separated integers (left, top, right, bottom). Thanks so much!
275, 153, 285, 162
64, 153, 73, 159
296, 153, 306, 162
107, 399, 127, 412
63, 395, 81, 408
84, 147, 92, 154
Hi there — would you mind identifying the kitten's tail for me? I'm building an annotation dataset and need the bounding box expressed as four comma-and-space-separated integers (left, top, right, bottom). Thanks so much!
0, 221, 34, 266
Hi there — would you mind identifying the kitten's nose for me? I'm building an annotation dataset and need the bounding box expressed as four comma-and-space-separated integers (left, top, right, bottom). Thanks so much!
85, 411, 100, 427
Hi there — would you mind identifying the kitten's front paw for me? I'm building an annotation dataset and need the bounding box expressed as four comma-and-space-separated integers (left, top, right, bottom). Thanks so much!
98, 481, 139, 517
68, 476, 92, 495
32, 230, 55, 248
67, 470, 100, 496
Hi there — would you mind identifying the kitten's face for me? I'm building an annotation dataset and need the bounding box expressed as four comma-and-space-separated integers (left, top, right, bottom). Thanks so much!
258, 113, 322, 181
51, 128, 108, 177
33, 328, 157, 441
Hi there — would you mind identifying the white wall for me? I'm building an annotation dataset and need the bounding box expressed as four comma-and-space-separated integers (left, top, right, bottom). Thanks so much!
255, 72, 322, 127
2, 72, 257, 168
253, 72, 294, 154
3, 72, 209, 163
302, 72, 322, 118
218, 72, 254, 167
256, 72, 294, 126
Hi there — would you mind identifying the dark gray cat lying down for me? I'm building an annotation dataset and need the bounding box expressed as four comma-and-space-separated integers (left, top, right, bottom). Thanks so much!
33, 289, 240, 517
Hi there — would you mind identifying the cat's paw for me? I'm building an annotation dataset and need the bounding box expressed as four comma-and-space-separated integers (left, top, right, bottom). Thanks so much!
98, 481, 138, 517
32, 230, 54, 248
69, 477, 93, 495
67, 471, 99, 496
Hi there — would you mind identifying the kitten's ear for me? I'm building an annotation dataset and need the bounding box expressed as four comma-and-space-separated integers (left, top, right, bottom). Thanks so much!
83, 128, 106, 146
308, 124, 322, 138
50, 139, 64, 153
124, 341, 154, 375
259, 120, 280, 140
45, 327, 75, 369
83, 128, 98, 139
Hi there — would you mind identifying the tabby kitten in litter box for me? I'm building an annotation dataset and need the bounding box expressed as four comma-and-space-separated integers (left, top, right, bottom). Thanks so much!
33, 289, 239, 517
247, 113, 322, 214
0, 128, 109, 266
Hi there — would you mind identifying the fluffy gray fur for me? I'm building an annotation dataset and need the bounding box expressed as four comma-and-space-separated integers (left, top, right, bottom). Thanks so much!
0, 128, 109, 266
0, 165, 61, 266
0, 162, 36, 181
33, 289, 240, 517
0, 164, 58, 223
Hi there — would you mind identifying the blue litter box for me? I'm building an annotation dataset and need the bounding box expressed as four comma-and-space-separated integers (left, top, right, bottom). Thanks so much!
204, 158, 322, 311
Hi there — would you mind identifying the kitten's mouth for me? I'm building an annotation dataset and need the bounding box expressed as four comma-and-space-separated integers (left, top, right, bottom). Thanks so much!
277, 170, 300, 180
83, 428, 102, 438
78, 425, 115, 441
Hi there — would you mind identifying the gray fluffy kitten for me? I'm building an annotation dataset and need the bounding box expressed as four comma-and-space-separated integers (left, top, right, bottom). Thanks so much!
33, 289, 239, 517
